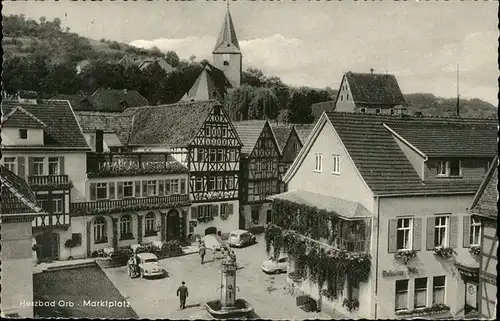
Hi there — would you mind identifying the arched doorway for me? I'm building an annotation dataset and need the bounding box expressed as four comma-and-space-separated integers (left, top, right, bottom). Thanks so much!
166, 209, 181, 241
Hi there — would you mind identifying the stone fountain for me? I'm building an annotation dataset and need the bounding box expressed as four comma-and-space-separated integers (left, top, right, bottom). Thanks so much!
205, 251, 254, 319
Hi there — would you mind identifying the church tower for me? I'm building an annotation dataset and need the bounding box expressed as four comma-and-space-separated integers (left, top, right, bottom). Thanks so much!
212, 5, 242, 88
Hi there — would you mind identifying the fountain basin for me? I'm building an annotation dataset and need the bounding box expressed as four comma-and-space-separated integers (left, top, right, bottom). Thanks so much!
205, 299, 254, 319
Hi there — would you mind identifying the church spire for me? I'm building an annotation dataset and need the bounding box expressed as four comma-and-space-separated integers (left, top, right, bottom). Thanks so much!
213, 3, 241, 54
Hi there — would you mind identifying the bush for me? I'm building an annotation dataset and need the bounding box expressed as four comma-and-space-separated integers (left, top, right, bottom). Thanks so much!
109, 41, 121, 50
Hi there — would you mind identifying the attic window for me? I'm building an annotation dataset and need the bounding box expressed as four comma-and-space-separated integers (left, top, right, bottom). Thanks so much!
214, 106, 221, 115
375, 108, 382, 114
437, 160, 462, 177
360, 108, 367, 114
223, 61, 229, 66
390, 109, 395, 115
19, 129, 28, 139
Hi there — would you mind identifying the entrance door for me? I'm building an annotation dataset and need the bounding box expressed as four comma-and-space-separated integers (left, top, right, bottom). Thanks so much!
166, 209, 180, 241
36, 232, 59, 261
465, 281, 478, 315
239, 209, 246, 230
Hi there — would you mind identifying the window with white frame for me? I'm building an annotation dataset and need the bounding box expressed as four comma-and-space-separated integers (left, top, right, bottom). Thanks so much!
221, 127, 228, 137
145, 213, 155, 233
217, 149, 224, 162
96, 183, 108, 200
52, 198, 63, 213
123, 181, 134, 198
33, 157, 44, 176
48, 157, 60, 175
397, 218, 413, 250
229, 149, 236, 161
205, 126, 211, 137
19, 129, 28, 139
314, 153, 323, 172
120, 215, 132, 237
217, 176, 223, 190
395, 279, 409, 311
226, 176, 234, 189
4, 157, 16, 172
255, 160, 262, 172
197, 148, 206, 161
434, 216, 449, 247
432, 276, 446, 305
195, 177, 203, 191
209, 149, 216, 162
437, 160, 461, 177
414, 277, 428, 308
199, 205, 211, 218
209, 177, 216, 191
94, 217, 107, 243
171, 179, 179, 194
332, 154, 340, 174
470, 217, 481, 246
147, 180, 157, 196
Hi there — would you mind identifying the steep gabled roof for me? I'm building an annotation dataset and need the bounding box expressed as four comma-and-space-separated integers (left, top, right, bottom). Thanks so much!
294, 124, 315, 145
1, 166, 43, 215
311, 101, 336, 121
344, 72, 406, 106
269, 123, 294, 154
469, 156, 498, 219
125, 100, 218, 147
213, 6, 241, 54
1, 100, 89, 149
74, 111, 134, 145
88, 88, 149, 112
386, 119, 497, 158
182, 64, 232, 102
232, 120, 268, 156
52, 94, 87, 110
325, 112, 496, 195
1, 106, 47, 128
139, 57, 176, 73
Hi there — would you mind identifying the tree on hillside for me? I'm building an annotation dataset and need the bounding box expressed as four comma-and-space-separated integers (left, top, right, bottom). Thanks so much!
242, 68, 267, 87
165, 50, 180, 67
249, 88, 279, 120
224, 85, 256, 120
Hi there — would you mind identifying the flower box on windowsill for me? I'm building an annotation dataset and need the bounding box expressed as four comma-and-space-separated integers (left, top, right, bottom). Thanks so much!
394, 249, 417, 265
288, 271, 305, 283
342, 298, 360, 312
94, 238, 108, 244
144, 231, 158, 237
120, 234, 134, 241
197, 216, 214, 224
433, 246, 456, 259
395, 303, 451, 317
469, 245, 481, 257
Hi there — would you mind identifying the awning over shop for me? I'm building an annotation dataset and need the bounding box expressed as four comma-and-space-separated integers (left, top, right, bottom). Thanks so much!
268, 189, 372, 219
454, 252, 479, 278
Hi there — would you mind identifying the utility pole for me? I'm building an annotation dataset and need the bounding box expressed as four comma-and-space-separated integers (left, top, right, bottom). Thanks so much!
456, 63, 460, 117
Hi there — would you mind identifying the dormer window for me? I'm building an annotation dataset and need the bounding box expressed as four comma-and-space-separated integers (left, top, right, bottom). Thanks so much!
19, 129, 28, 139
360, 108, 367, 114
375, 108, 382, 114
437, 160, 461, 177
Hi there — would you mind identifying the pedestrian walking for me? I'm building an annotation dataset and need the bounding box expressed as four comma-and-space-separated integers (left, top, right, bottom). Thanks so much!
199, 243, 206, 264
176, 281, 188, 310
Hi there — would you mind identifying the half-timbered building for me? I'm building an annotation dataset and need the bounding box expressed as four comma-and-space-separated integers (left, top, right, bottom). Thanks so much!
1, 166, 45, 318
233, 120, 281, 232
469, 157, 498, 319
1, 93, 90, 261
122, 100, 242, 237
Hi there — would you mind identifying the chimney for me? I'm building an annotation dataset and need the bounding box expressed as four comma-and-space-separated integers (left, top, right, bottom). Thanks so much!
95, 129, 104, 153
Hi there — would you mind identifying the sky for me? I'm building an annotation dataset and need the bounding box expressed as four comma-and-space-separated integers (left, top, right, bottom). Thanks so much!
4, 0, 498, 104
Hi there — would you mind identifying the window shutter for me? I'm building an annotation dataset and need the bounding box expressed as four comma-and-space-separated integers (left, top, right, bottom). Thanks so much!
449, 216, 458, 248
109, 182, 115, 199
181, 179, 186, 194
135, 181, 141, 197
159, 180, 164, 196
142, 181, 147, 197
228, 203, 234, 215
165, 179, 171, 195
426, 217, 435, 250
117, 182, 123, 199
413, 218, 422, 251
211, 204, 219, 217
28, 157, 34, 175
191, 206, 198, 219
17, 157, 25, 177
463, 215, 471, 248
90, 183, 97, 201
59, 157, 65, 175
388, 219, 398, 253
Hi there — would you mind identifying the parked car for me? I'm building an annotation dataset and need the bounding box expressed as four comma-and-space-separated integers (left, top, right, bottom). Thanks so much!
127, 253, 163, 278
228, 230, 257, 248
261, 256, 288, 274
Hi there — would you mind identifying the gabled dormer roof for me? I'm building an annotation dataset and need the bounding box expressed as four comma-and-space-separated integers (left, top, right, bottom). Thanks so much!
182, 64, 232, 102
338, 72, 406, 106
1, 166, 43, 215
1, 106, 47, 128
213, 6, 241, 54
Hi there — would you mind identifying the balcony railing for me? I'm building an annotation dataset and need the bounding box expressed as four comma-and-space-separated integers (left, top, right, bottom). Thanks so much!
28, 175, 71, 189
71, 194, 191, 215
87, 152, 187, 178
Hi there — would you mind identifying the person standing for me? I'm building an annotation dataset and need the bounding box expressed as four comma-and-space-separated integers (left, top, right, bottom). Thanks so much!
176, 281, 188, 310
199, 243, 206, 264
